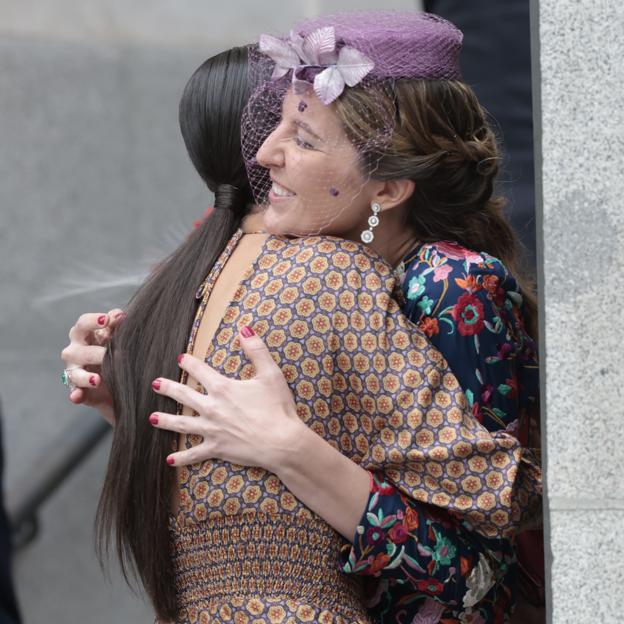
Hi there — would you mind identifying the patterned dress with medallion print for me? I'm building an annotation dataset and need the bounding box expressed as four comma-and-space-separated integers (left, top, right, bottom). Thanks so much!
170, 234, 541, 624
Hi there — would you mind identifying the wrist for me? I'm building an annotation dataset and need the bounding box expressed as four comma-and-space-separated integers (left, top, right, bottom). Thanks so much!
264, 406, 309, 475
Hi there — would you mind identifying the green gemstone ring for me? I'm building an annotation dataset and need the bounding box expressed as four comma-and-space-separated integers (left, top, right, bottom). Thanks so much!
61, 368, 77, 390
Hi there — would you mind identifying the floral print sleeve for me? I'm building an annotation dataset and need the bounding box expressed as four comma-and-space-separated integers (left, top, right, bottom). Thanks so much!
340, 473, 511, 602
340, 241, 539, 622
401, 240, 539, 433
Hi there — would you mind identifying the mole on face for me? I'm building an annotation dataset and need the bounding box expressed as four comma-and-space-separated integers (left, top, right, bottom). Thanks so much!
298, 100, 308, 113
329, 187, 340, 197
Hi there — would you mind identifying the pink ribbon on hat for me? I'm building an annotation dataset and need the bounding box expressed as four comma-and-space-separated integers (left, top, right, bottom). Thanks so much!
259, 26, 375, 105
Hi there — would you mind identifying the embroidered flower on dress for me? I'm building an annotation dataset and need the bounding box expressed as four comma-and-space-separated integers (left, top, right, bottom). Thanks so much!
419, 316, 440, 337
366, 526, 386, 546
433, 263, 453, 282
433, 241, 484, 266
432, 534, 457, 567
388, 523, 410, 544
407, 274, 427, 299
416, 578, 445, 595
452, 293, 485, 336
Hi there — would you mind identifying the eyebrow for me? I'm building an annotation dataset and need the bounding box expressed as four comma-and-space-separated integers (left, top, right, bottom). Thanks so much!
294, 120, 324, 142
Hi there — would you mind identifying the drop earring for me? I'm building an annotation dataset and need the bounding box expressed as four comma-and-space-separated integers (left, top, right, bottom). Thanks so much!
360, 202, 381, 244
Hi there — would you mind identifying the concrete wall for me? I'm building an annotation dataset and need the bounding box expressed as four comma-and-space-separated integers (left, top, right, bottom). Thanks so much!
0, 1, 419, 622
534, 1, 624, 622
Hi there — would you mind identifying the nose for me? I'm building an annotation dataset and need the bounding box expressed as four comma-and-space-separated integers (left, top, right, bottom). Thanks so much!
256, 126, 285, 170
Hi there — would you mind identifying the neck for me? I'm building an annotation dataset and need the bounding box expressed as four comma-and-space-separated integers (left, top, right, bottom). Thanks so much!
367, 211, 420, 268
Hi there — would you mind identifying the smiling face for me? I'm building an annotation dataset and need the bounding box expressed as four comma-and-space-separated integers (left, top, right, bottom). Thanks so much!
255, 89, 378, 238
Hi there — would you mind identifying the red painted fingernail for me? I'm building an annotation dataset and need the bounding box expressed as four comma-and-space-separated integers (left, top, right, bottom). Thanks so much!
241, 325, 255, 338
89, 375, 98, 387
166, 456, 175, 466
152, 379, 161, 391
177, 354, 184, 364
149, 413, 159, 425
97, 315, 107, 326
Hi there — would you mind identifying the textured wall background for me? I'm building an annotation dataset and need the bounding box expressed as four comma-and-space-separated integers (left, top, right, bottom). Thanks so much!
535, 0, 624, 622
0, 1, 419, 622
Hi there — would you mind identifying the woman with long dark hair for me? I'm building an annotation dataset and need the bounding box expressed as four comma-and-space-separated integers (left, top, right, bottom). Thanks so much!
62, 13, 541, 624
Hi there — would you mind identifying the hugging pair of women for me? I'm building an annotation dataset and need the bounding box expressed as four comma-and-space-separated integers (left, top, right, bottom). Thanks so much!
61, 11, 542, 624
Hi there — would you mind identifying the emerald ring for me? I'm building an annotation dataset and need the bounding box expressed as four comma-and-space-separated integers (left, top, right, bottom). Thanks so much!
61, 367, 78, 391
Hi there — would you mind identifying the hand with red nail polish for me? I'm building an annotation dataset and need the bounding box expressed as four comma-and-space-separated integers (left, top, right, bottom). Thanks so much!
144, 331, 304, 472
61, 307, 127, 426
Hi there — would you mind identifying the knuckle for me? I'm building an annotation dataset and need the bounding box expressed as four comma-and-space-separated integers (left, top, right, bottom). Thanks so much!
265, 370, 283, 386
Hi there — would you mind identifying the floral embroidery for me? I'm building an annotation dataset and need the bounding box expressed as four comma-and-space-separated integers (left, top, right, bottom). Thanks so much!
452, 293, 485, 336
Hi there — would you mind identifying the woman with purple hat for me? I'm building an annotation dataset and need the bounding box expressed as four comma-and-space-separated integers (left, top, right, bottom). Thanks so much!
62, 11, 541, 624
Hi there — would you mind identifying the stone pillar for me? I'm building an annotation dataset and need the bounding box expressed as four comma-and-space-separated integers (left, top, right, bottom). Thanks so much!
533, 1, 624, 622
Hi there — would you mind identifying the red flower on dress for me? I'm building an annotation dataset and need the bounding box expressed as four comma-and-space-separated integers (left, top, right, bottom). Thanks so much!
451, 293, 485, 336
482, 274, 499, 293
366, 527, 386, 546
404, 505, 420, 530
415, 578, 445, 595
371, 475, 396, 496
388, 523, 410, 544
504, 376, 518, 399
419, 316, 440, 337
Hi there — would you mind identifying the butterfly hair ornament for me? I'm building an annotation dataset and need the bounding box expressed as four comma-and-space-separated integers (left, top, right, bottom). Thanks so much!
259, 26, 375, 105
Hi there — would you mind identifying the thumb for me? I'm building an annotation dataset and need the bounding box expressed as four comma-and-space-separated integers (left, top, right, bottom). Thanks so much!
238, 326, 280, 377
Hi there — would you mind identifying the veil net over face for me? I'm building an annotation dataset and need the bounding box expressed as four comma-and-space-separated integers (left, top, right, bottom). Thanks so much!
241, 10, 463, 239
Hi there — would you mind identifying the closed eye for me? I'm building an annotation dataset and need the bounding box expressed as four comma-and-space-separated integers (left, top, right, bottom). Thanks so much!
293, 135, 316, 150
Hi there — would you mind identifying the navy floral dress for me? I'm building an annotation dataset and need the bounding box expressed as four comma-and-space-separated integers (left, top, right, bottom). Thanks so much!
340, 240, 540, 623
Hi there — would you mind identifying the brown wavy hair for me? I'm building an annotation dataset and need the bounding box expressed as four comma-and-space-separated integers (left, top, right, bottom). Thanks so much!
335, 79, 537, 338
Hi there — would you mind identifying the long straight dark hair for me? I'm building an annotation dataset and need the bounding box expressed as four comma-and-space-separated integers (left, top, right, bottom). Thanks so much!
96, 46, 253, 621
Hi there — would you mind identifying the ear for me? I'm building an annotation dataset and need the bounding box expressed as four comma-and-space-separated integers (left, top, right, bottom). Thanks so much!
371, 179, 415, 212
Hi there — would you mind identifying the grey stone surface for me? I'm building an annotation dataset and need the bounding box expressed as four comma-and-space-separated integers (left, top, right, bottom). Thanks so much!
536, 0, 624, 622
538, 0, 624, 503
548, 510, 624, 624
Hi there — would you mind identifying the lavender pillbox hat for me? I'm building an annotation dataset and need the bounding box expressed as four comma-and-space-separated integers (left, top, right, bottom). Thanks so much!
292, 11, 464, 81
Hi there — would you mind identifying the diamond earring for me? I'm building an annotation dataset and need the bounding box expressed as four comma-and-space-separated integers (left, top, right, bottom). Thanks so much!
360, 202, 381, 244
